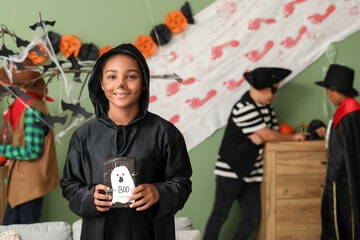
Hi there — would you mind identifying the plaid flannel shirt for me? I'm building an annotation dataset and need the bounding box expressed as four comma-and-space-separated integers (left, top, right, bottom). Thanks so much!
0, 108, 48, 160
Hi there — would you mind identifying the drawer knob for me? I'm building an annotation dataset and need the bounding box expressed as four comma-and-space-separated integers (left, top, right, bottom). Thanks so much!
321, 161, 327, 165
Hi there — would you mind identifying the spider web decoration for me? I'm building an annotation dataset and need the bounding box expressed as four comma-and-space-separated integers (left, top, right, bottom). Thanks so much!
0, 16, 95, 143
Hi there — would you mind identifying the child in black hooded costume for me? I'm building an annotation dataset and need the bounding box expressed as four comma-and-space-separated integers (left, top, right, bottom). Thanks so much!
60, 44, 192, 240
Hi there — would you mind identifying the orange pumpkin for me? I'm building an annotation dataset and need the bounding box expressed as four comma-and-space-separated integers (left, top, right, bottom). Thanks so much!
164, 10, 188, 34
60, 35, 82, 58
0, 155, 7, 165
28, 43, 48, 64
279, 123, 294, 134
133, 35, 158, 58
98, 45, 112, 58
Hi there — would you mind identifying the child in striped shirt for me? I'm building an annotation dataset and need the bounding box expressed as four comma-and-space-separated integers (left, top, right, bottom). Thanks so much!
204, 67, 308, 240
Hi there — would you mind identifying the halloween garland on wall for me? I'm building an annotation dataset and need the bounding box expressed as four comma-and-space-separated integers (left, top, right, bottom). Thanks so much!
0, 2, 194, 143
29, 2, 194, 63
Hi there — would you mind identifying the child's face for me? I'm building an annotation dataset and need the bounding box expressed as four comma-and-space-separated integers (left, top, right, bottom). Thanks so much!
101, 54, 145, 111
257, 83, 279, 105
325, 88, 343, 106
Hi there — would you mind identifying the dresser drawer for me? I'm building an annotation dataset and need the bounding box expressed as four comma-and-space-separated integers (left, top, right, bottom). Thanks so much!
276, 174, 325, 198
276, 231, 321, 240
276, 151, 327, 175
276, 198, 322, 232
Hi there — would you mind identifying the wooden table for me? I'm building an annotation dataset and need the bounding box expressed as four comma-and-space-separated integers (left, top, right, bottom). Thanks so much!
258, 141, 327, 240
0, 165, 8, 225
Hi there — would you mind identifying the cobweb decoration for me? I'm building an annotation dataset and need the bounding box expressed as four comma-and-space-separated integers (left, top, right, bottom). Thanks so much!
0, 16, 95, 143
325, 44, 337, 64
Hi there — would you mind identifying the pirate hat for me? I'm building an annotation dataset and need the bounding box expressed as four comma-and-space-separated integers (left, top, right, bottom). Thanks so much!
244, 67, 292, 89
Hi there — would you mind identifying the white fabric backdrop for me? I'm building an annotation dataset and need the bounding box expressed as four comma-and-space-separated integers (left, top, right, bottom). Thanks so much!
147, 0, 360, 151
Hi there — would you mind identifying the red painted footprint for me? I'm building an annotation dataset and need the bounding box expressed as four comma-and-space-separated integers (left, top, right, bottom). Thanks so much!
223, 77, 246, 90
283, 0, 307, 18
168, 51, 177, 62
350, 6, 359, 16
212, 40, 240, 60
281, 26, 307, 48
186, 90, 217, 109
248, 18, 276, 30
166, 77, 196, 96
149, 95, 158, 104
169, 115, 180, 124
308, 5, 336, 24
245, 41, 274, 62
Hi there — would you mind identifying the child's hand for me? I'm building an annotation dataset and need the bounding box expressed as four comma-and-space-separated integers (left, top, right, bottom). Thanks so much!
4, 159, 10, 166
129, 184, 159, 211
316, 126, 327, 138
93, 184, 112, 212
247, 133, 264, 145
293, 132, 310, 141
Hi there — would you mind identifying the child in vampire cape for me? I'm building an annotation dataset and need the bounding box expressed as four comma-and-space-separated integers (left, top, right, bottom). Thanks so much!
203, 67, 308, 240
60, 44, 192, 240
315, 64, 360, 240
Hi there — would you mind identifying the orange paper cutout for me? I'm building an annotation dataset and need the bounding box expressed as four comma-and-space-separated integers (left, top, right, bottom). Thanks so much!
133, 35, 158, 58
164, 10, 188, 34
60, 35, 82, 58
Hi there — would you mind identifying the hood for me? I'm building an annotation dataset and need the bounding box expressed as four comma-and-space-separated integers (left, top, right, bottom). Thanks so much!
88, 43, 150, 123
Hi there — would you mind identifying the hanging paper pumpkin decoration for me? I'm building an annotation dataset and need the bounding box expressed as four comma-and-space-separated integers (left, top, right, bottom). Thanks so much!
78, 43, 99, 61
27, 43, 48, 64
60, 35, 82, 58
164, 10, 188, 34
150, 24, 172, 46
181, 2, 194, 24
133, 35, 158, 58
98, 45, 112, 58
47, 31, 61, 53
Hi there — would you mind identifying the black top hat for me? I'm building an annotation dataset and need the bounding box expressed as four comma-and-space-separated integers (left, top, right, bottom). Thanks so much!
244, 67, 292, 90
315, 64, 358, 97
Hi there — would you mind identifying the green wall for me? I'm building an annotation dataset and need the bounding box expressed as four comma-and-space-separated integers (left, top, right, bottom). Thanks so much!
1, 1, 360, 239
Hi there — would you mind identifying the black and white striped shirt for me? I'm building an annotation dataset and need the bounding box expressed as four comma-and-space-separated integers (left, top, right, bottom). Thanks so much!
215, 91, 278, 182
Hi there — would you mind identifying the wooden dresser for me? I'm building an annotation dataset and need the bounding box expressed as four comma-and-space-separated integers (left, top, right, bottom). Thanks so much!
0, 165, 8, 225
258, 141, 327, 240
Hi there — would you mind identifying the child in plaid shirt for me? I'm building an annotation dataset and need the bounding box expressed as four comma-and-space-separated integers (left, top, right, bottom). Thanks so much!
0, 64, 59, 225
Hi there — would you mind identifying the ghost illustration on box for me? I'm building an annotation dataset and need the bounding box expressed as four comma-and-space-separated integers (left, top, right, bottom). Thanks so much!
111, 166, 135, 204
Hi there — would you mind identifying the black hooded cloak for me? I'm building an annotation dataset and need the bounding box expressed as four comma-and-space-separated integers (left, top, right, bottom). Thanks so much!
60, 44, 192, 240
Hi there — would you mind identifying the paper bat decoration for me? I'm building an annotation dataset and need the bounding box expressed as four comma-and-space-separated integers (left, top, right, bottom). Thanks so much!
61, 100, 93, 119
34, 114, 67, 128
29, 20, 56, 31
15, 37, 30, 48
0, 45, 15, 57
67, 54, 83, 82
